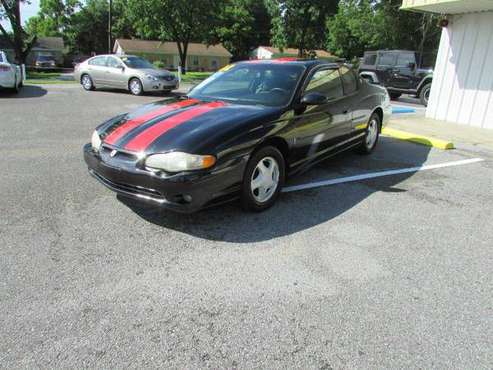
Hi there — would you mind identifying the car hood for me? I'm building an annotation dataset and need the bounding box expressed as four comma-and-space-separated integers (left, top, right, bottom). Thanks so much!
133, 68, 175, 78
97, 98, 282, 155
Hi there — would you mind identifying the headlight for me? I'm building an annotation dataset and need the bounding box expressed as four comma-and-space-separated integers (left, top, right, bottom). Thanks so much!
91, 130, 102, 151
145, 152, 216, 172
146, 74, 159, 81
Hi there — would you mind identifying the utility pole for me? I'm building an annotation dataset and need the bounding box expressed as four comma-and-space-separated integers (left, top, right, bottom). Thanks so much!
108, 0, 112, 53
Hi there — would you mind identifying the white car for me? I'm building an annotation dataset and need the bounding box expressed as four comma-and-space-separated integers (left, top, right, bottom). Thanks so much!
0, 51, 22, 93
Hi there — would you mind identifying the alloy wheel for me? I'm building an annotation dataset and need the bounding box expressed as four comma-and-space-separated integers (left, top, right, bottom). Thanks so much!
366, 118, 378, 149
82, 75, 92, 90
250, 156, 280, 203
130, 79, 142, 95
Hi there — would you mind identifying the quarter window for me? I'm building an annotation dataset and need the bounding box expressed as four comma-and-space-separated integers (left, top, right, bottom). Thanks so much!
305, 68, 343, 100
339, 66, 357, 94
88, 56, 107, 66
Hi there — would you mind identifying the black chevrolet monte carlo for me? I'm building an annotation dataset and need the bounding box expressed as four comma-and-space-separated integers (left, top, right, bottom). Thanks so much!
84, 59, 391, 213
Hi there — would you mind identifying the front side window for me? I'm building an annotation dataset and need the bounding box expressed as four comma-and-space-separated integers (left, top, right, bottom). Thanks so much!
88, 56, 107, 66
339, 66, 357, 94
189, 63, 305, 107
396, 53, 416, 67
121, 56, 155, 69
305, 68, 343, 100
378, 52, 396, 66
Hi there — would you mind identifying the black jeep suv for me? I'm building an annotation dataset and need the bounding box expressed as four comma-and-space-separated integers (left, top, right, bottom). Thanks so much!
359, 50, 433, 106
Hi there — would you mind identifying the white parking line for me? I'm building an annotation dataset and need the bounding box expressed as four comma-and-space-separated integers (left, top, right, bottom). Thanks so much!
282, 158, 484, 193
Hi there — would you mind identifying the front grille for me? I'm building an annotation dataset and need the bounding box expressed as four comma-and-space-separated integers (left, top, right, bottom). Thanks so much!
91, 170, 164, 200
160, 75, 175, 81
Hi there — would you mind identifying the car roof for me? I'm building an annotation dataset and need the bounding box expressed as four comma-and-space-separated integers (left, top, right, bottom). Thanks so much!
365, 50, 416, 54
236, 58, 339, 68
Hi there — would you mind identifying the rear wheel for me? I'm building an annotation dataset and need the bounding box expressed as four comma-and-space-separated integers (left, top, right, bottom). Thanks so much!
241, 146, 285, 212
420, 83, 431, 107
357, 112, 380, 154
81, 74, 95, 91
129, 78, 143, 95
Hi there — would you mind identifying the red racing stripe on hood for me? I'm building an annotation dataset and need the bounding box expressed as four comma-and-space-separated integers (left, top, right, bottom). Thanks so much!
124, 101, 226, 152
104, 99, 199, 145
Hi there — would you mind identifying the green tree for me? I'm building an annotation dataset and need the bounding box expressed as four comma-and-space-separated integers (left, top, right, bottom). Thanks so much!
326, 0, 379, 59
0, 0, 37, 64
266, 0, 339, 57
214, 0, 271, 61
127, 0, 224, 73
327, 0, 440, 61
64, 0, 108, 54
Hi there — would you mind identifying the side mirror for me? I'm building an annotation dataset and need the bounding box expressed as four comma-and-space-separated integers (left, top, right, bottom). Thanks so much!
407, 62, 416, 69
301, 92, 327, 105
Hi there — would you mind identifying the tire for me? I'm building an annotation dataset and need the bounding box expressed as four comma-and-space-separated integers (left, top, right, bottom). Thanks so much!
129, 78, 144, 95
388, 91, 401, 100
81, 74, 95, 91
357, 112, 381, 155
11, 77, 19, 93
241, 146, 285, 212
419, 83, 431, 107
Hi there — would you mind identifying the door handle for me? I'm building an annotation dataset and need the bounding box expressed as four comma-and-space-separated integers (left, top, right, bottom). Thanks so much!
342, 109, 349, 114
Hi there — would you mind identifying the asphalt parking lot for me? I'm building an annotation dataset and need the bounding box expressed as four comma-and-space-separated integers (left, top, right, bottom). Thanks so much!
1, 85, 492, 369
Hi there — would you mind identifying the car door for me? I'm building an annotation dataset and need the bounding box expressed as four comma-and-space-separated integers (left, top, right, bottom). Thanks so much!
376, 52, 397, 86
105, 56, 127, 88
339, 66, 365, 136
87, 56, 108, 85
388, 52, 417, 90
288, 67, 352, 164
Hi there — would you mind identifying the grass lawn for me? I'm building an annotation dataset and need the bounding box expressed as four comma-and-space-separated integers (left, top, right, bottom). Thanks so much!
25, 71, 76, 84
180, 72, 213, 83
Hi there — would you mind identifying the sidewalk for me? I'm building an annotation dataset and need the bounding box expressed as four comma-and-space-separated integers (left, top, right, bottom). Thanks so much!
387, 115, 493, 151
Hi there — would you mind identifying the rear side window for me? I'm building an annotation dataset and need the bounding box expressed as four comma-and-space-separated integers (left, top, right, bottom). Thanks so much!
339, 66, 357, 94
107, 57, 122, 68
88, 56, 107, 66
378, 53, 396, 66
396, 53, 416, 67
363, 53, 377, 65
305, 68, 343, 100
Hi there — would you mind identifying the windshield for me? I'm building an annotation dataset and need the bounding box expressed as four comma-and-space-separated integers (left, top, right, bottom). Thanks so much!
188, 63, 305, 107
37, 55, 53, 61
121, 56, 155, 69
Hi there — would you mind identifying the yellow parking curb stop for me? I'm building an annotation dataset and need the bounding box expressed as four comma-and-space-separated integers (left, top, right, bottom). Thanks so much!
382, 127, 454, 150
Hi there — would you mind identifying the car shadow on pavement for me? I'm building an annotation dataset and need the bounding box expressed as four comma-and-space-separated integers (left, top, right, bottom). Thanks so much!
121, 137, 431, 243
0, 85, 47, 98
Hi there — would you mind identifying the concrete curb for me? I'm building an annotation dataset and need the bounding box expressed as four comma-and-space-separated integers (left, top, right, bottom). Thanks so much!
382, 127, 455, 150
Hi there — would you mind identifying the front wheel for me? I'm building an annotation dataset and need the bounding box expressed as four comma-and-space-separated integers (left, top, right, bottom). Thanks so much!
357, 112, 380, 154
129, 78, 144, 95
241, 146, 285, 212
11, 77, 19, 93
419, 83, 431, 107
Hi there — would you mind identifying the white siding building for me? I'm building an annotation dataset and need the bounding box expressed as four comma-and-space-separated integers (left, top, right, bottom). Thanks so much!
402, 0, 493, 129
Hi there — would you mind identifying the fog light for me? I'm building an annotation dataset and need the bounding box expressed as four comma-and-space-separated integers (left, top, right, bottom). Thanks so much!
183, 195, 192, 203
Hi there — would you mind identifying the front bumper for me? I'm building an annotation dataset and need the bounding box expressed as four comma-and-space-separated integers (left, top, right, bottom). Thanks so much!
142, 78, 178, 92
83, 144, 246, 213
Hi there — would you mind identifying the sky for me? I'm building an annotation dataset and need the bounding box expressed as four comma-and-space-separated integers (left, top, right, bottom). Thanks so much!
1, 0, 40, 31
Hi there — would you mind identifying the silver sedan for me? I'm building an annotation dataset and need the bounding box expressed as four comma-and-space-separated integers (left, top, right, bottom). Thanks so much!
74, 54, 179, 95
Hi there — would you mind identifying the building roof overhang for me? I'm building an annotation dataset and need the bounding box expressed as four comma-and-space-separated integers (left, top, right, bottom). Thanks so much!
401, 0, 493, 14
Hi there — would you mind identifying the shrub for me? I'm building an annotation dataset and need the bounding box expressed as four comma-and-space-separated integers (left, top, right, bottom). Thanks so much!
153, 60, 165, 69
